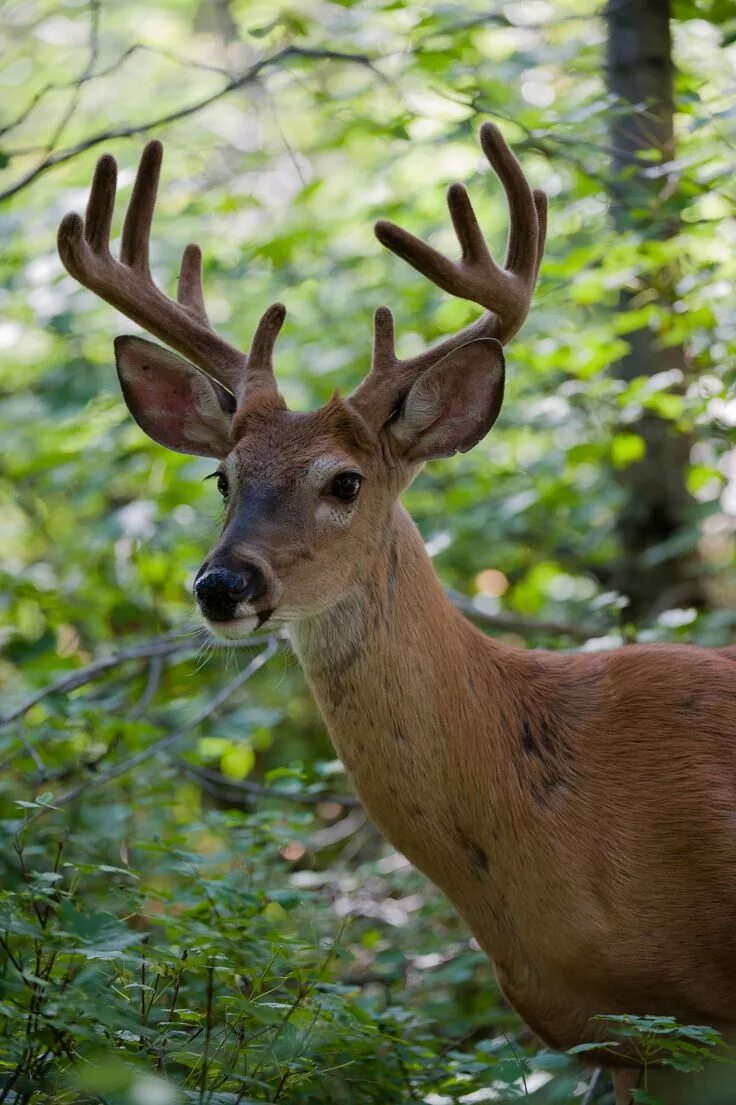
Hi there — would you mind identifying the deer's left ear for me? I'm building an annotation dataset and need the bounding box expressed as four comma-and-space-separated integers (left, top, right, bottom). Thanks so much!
388, 338, 505, 462
114, 336, 235, 459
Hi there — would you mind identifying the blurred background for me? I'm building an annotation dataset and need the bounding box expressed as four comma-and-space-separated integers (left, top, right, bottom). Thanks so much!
1, 0, 735, 1101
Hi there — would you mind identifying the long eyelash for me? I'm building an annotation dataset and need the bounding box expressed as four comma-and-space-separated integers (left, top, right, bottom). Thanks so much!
204, 471, 219, 482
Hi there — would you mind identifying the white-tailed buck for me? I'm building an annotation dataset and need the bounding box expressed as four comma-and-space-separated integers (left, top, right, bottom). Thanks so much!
59, 127, 736, 1105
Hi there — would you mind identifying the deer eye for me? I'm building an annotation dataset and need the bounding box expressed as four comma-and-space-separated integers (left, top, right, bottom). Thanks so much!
328, 471, 363, 503
206, 470, 229, 499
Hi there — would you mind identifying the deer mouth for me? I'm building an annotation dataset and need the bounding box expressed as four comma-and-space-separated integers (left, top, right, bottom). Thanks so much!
203, 612, 262, 640
202, 604, 276, 640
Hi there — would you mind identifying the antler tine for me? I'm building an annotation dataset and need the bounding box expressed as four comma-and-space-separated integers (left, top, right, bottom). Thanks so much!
350, 124, 546, 425
57, 141, 278, 401
241, 303, 288, 403
372, 305, 397, 371
478, 122, 539, 284
120, 139, 162, 272
177, 243, 209, 325
83, 153, 117, 254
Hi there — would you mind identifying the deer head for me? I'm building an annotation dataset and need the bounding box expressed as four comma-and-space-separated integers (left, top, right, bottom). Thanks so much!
58, 127, 546, 638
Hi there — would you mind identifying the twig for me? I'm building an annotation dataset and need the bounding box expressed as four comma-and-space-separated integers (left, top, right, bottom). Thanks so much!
0, 41, 235, 143
43, 0, 102, 158
447, 590, 602, 641
0, 631, 274, 727
174, 758, 361, 809
582, 1066, 602, 1105
130, 653, 164, 719
25, 637, 279, 820
310, 808, 366, 849
199, 962, 214, 1104
0, 46, 381, 202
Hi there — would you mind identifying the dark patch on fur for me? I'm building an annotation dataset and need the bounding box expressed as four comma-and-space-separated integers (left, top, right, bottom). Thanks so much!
455, 823, 490, 874
342, 641, 365, 673
321, 670, 360, 712
393, 724, 408, 742
680, 694, 700, 713
521, 712, 574, 808
327, 637, 365, 682
225, 487, 284, 541
522, 717, 560, 762
537, 767, 566, 803
323, 681, 345, 711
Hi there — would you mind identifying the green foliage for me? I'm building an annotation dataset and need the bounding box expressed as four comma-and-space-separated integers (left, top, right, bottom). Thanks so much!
1, 0, 736, 1102
1, 797, 572, 1103
571, 1013, 727, 1071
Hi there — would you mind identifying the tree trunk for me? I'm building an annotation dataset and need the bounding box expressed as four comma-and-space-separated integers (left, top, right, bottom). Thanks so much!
605, 0, 704, 620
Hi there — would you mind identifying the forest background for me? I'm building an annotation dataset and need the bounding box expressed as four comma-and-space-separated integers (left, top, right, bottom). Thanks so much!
1, 0, 736, 1102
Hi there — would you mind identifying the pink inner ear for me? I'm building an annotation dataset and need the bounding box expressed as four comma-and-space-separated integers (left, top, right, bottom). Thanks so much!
116, 336, 232, 458
137, 360, 198, 426
441, 376, 481, 427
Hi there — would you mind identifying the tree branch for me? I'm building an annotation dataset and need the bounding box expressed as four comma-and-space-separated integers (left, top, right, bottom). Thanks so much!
174, 758, 361, 809
0, 46, 382, 202
25, 636, 279, 822
447, 590, 602, 641
0, 630, 276, 726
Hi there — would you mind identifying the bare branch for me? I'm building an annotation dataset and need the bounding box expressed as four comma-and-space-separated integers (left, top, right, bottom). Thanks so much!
0, 42, 231, 142
25, 636, 279, 821
0, 630, 276, 727
447, 590, 603, 641
130, 653, 164, 719
581, 1068, 603, 1105
175, 758, 361, 809
0, 46, 382, 203
43, 0, 102, 159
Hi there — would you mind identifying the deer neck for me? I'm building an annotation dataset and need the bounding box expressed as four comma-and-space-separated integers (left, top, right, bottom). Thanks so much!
288, 504, 514, 877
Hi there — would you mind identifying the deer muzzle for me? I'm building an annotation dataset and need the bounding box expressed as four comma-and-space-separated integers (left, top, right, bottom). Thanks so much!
194, 554, 276, 631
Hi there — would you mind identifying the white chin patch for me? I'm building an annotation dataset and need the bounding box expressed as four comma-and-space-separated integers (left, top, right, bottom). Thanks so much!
204, 614, 260, 640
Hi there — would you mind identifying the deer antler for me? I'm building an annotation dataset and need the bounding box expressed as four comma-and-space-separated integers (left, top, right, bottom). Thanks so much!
351, 123, 547, 423
57, 141, 283, 403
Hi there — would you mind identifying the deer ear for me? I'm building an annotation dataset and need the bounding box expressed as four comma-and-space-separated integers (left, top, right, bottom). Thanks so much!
114, 336, 235, 459
388, 338, 505, 462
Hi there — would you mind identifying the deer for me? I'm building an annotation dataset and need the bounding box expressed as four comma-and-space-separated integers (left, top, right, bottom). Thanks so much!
57, 126, 736, 1105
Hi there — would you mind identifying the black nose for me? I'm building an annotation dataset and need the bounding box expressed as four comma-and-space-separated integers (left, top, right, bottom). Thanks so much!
194, 564, 266, 621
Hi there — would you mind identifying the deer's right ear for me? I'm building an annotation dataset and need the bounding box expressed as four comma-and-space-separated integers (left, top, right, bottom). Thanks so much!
114, 336, 235, 459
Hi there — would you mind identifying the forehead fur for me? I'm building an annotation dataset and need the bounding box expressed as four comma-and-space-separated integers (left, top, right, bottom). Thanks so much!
230, 393, 376, 476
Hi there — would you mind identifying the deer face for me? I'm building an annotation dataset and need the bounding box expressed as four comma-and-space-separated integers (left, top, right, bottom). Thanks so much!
193, 399, 389, 638
113, 333, 506, 639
